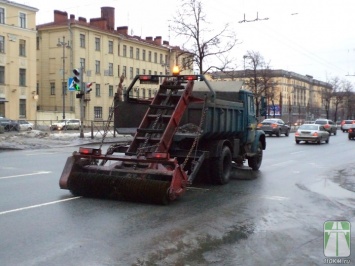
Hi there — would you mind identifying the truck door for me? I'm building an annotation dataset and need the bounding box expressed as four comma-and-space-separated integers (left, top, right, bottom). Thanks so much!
247, 94, 257, 144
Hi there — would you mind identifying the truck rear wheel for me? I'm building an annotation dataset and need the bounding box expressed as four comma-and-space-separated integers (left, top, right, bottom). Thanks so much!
211, 146, 232, 185
248, 141, 263, 170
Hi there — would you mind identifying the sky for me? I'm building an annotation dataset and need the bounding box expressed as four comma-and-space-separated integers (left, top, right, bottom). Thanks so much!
20, 0, 355, 84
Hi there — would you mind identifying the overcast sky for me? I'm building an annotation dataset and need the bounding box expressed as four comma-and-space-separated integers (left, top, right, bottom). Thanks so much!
21, 0, 355, 84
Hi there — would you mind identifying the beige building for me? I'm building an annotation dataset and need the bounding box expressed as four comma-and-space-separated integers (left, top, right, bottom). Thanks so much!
36, 7, 193, 122
211, 69, 333, 123
0, 0, 38, 119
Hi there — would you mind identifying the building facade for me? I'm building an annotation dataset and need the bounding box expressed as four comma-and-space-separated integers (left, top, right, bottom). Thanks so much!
211, 69, 333, 124
36, 7, 193, 122
0, 0, 38, 119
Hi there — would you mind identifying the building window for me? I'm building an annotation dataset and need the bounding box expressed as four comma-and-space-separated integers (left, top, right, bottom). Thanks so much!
0, 66, 4, 84
95, 37, 100, 51
109, 85, 113, 97
136, 48, 140, 60
130, 46, 133, 58
95, 84, 101, 97
123, 45, 127, 57
136, 68, 139, 76
142, 69, 146, 75
19, 99, 26, 118
123, 66, 126, 77
129, 67, 133, 79
118, 44, 120, 56
154, 52, 157, 63
36, 36, 40, 50
19, 12, 26, 28
94, 106, 102, 119
148, 51, 152, 62
142, 49, 146, 61
62, 81, 67, 95
95, 60, 100, 74
117, 65, 120, 77
80, 58, 86, 70
108, 40, 113, 54
80, 34, 85, 48
19, 68, 26, 86
160, 54, 163, 64
0, 36, 4, 53
19, 39, 26, 57
108, 63, 113, 76
50, 82, 55, 95
0, 8, 4, 24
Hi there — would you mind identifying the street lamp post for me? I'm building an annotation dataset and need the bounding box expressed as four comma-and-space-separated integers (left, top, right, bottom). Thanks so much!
57, 36, 70, 119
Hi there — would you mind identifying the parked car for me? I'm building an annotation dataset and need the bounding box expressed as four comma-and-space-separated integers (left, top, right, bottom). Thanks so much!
50, 119, 81, 130
18, 120, 33, 131
295, 124, 330, 144
348, 125, 355, 140
314, 119, 337, 135
0, 117, 20, 131
340, 120, 355, 132
257, 118, 290, 137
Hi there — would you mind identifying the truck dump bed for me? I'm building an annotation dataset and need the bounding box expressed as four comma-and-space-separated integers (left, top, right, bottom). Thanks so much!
115, 78, 247, 139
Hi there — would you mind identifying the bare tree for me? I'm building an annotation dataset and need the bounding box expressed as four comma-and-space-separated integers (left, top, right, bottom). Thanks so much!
341, 80, 354, 119
171, 0, 238, 74
321, 88, 332, 119
327, 77, 344, 122
244, 51, 276, 118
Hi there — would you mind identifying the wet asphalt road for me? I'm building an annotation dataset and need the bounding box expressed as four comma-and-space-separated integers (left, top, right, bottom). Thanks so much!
0, 131, 354, 265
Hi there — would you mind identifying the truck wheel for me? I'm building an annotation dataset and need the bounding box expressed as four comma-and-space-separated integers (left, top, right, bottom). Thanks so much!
211, 146, 232, 185
248, 141, 263, 170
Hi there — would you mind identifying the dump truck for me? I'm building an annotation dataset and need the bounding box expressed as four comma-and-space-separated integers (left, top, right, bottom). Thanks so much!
59, 72, 266, 204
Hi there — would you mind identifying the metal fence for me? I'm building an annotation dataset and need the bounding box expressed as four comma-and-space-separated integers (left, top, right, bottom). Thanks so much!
5, 120, 118, 139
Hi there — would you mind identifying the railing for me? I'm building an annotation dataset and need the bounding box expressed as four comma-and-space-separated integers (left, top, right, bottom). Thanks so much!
2, 120, 122, 139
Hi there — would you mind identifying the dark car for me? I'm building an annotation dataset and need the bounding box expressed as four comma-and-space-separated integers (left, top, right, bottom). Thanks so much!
257, 118, 290, 137
0, 117, 20, 131
314, 119, 337, 135
295, 124, 330, 144
348, 125, 355, 140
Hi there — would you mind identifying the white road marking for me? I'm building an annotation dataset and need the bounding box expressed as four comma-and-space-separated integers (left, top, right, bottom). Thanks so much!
269, 160, 294, 167
262, 196, 289, 201
0, 171, 51, 180
0, 197, 81, 215
290, 151, 305, 154
25, 152, 57, 156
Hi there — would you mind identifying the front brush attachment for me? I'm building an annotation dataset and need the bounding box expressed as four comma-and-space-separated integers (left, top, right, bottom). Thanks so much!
59, 151, 188, 205
68, 172, 171, 205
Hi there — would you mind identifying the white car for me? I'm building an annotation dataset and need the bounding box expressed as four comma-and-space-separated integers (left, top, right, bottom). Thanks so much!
18, 120, 34, 131
50, 119, 81, 130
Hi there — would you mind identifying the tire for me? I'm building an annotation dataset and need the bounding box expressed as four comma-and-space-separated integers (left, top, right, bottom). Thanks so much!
248, 141, 263, 170
285, 129, 290, 137
276, 129, 280, 137
333, 130, 337, 136
211, 146, 232, 185
296, 140, 300, 144
325, 137, 329, 144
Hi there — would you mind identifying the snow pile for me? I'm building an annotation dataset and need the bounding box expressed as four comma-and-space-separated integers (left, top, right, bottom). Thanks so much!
0, 130, 133, 150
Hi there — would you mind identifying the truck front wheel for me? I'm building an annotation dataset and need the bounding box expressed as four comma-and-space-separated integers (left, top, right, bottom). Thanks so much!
248, 141, 263, 170
211, 146, 232, 185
